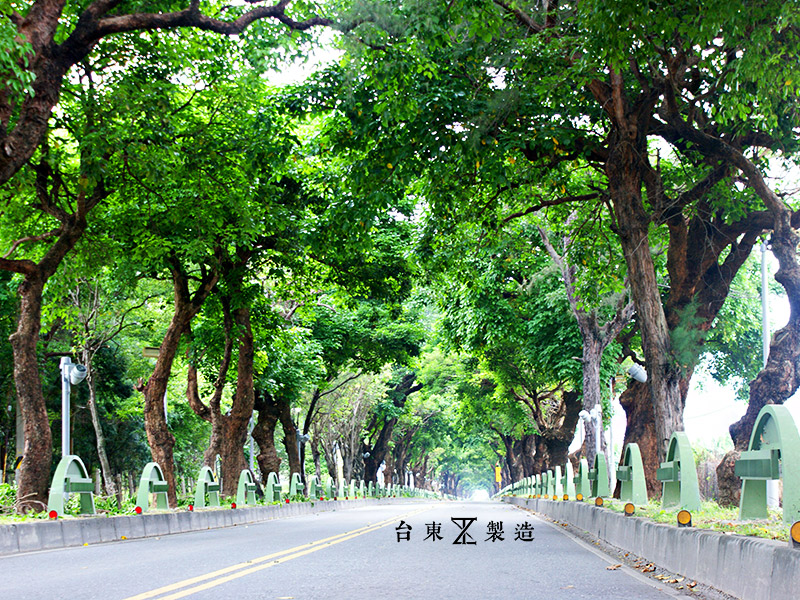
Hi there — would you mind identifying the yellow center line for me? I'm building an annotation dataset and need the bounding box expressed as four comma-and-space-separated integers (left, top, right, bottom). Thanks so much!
124, 506, 430, 600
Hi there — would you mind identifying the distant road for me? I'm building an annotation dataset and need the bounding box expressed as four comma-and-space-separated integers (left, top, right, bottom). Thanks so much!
3, 500, 691, 599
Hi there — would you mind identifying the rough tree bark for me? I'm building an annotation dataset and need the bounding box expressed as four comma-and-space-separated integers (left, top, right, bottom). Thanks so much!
511, 387, 581, 475
252, 392, 282, 479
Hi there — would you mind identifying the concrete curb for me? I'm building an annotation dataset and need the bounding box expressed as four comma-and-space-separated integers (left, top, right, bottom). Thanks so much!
0, 497, 409, 556
502, 496, 800, 600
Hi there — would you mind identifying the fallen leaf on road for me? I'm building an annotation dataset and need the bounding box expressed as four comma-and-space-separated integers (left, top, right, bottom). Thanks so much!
606, 564, 622, 570
687, 581, 697, 588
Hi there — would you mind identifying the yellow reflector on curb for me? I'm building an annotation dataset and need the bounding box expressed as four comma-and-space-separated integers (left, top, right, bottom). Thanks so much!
791, 521, 800, 547
576, 494, 584, 501
595, 497, 604, 507
563, 494, 569, 501
624, 503, 635, 516
677, 510, 692, 527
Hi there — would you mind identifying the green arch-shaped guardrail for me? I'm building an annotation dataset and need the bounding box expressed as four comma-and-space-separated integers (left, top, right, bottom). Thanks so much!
561, 462, 576, 499
193, 466, 220, 508
589, 453, 610, 498
289, 472, 303, 497
617, 443, 648, 505
574, 458, 591, 499
236, 470, 257, 506
534, 473, 542, 496
308, 475, 321, 499
553, 466, 564, 498
736, 405, 800, 524
47, 455, 96, 517
545, 470, 555, 497
136, 462, 169, 512
657, 432, 701, 511
265, 472, 282, 502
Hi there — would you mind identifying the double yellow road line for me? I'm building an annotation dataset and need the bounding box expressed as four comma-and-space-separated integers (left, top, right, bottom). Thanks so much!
123, 506, 430, 600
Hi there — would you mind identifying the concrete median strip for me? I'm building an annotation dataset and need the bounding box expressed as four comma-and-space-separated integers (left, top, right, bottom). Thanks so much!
0, 498, 408, 556
503, 496, 800, 600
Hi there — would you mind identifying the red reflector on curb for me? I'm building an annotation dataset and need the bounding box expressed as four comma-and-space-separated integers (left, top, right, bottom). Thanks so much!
231, 503, 237, 509
134, 506, 142, 514
188, 504, 194, 511
48, 510, 58, 520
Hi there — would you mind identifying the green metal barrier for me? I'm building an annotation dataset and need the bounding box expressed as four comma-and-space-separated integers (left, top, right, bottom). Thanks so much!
553, 465, 564, 498
736, 405, 800, 524
47, 455, 96, 517
135, 462, 169, 512
589, 453, 610, 498
574, 458, 591, 499
325, 477, 334, 499
534, 473, 542, 496
236, 470, 257, 507
545, 470, 555, 497
359, 480, 366, 498
657, 432, 701, 511
193, 466, 221, 508
308, 475, 321, 499
368, 481, 374, 497
265, 472, 282, 502
289, 472, 303, 497
617, 443, 648, 505
561, 462, 576, 499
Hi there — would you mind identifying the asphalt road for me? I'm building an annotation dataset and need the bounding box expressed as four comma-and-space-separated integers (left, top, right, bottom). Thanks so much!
2, 500, 693, 599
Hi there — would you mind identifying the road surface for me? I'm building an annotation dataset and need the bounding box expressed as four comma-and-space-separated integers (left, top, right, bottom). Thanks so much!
3, 500, 694, 599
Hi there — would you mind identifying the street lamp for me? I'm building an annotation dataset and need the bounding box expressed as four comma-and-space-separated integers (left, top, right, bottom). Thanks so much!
628, 364, 647, 383
60, 357, 88, 458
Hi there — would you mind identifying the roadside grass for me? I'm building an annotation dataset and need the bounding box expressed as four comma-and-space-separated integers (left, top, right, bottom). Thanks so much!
589, 498, 789, 542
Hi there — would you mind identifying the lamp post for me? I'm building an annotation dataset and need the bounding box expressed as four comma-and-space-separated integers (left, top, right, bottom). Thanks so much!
60, 357, 88, 458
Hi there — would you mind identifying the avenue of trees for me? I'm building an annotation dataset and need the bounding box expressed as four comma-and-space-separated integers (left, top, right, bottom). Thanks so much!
1, 0, 799, 511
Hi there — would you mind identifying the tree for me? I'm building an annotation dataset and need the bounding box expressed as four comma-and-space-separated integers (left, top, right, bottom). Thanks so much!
0, 0, 331, 185
537, 220, 633, 466
336, 0, 790, 468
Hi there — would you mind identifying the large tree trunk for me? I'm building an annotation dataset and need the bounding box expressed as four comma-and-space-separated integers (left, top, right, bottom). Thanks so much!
5, 181, 99, 511
363, 372, 422, 482
589, 75, 684, 464
142, 309, 184, 507
141, 258, 218, 506
9, 275, 50, 512
616, 380, 659, 498
252, 393, 282, 479
217, 304, 255, 497
278, 401, 301, 476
